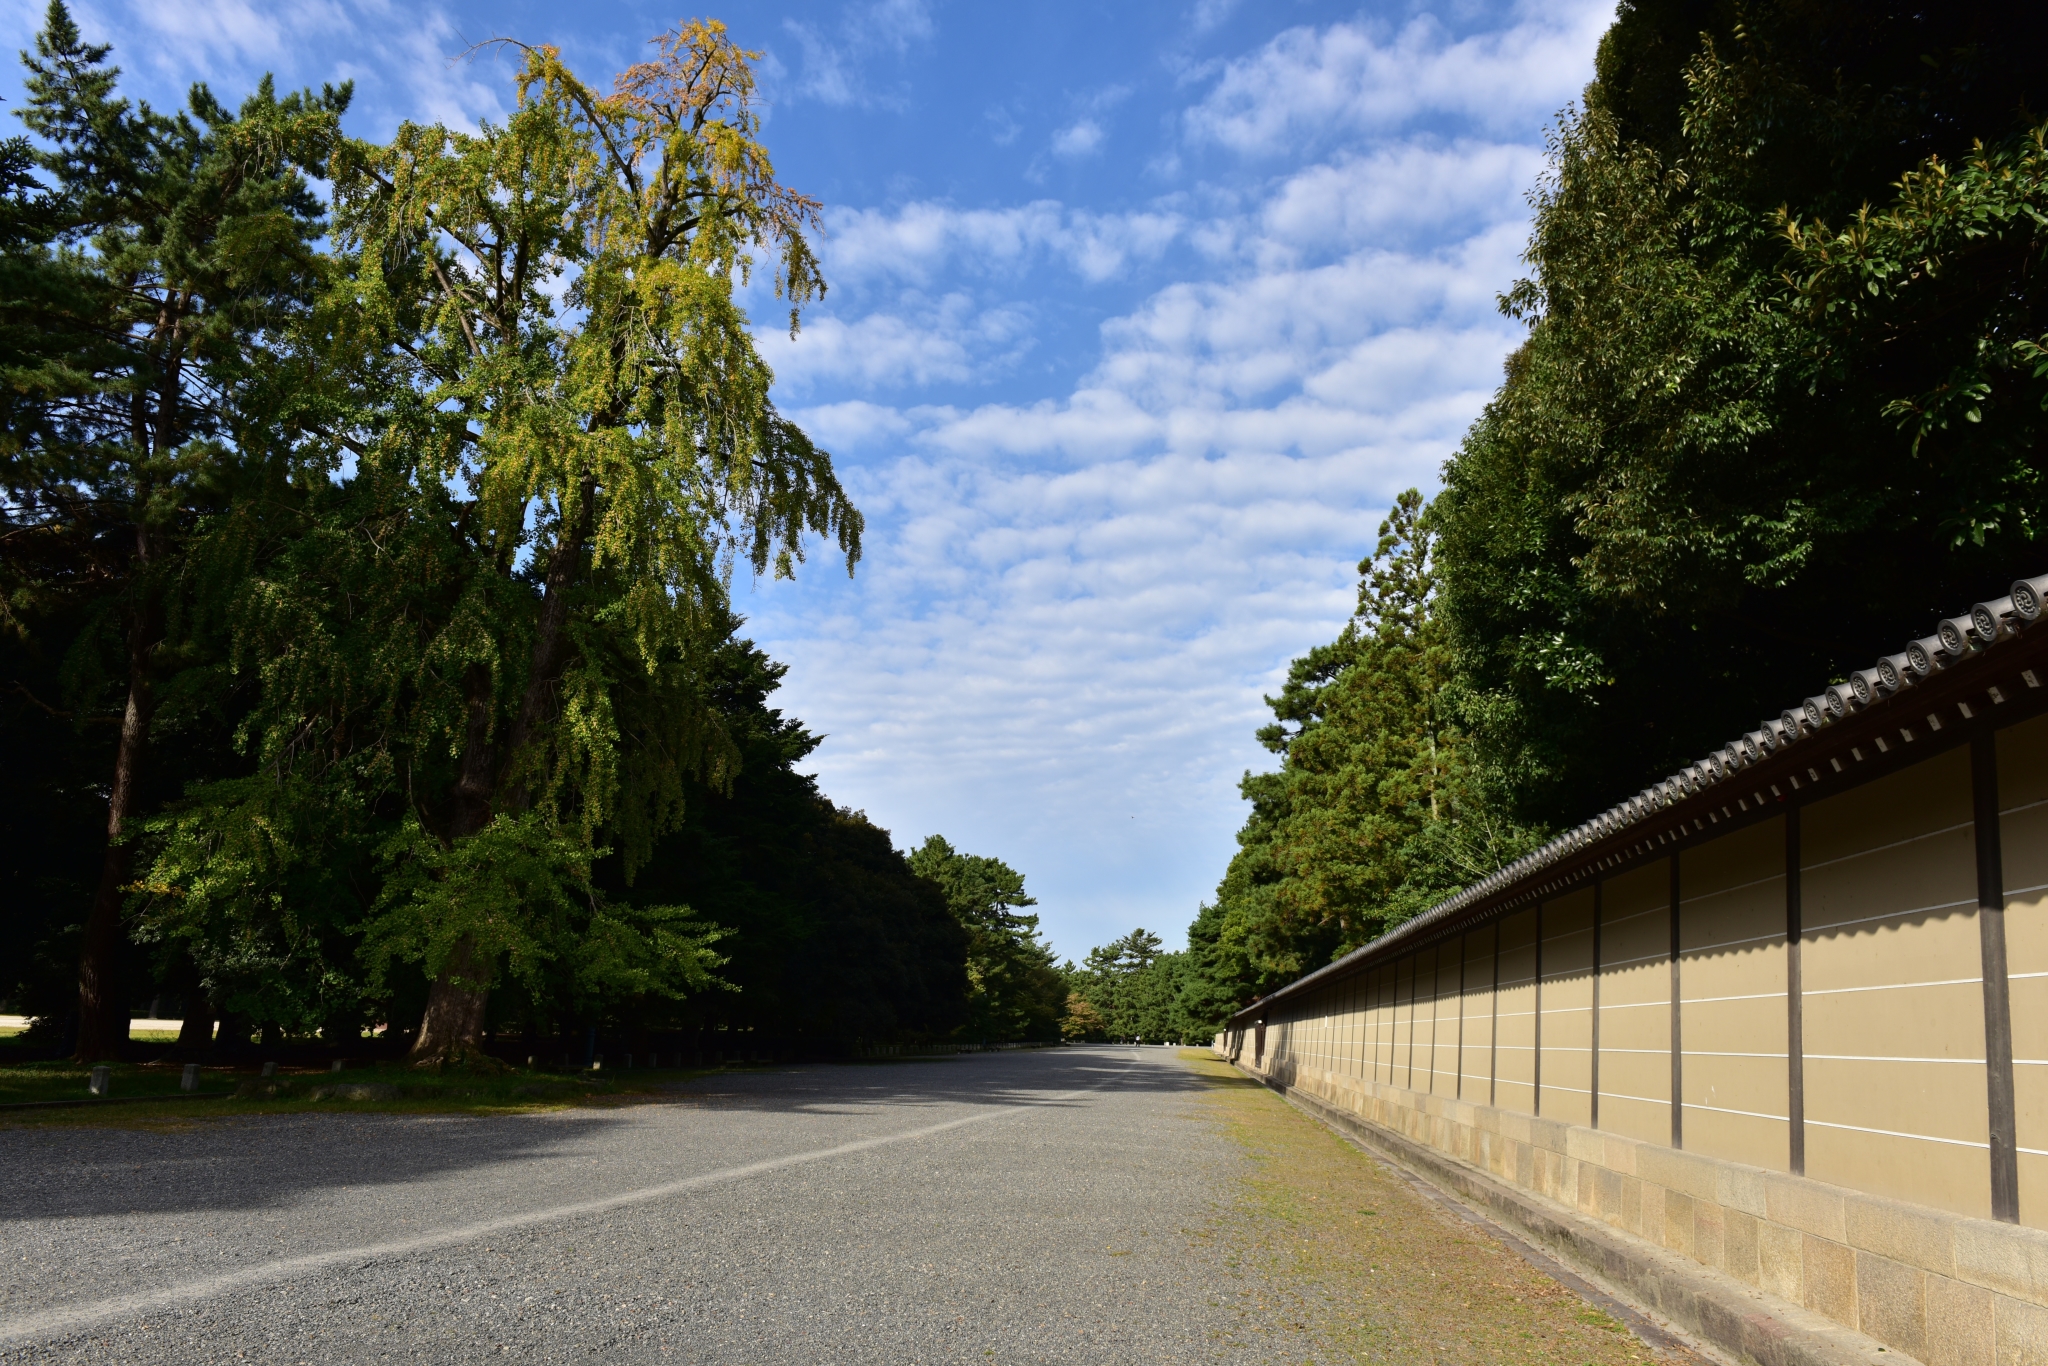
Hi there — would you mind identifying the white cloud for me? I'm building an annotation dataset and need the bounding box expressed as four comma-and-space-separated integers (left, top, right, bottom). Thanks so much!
1184, 1, 1612, 151
1051, 119, 1104, 157
775, 0, 934, 109
1257, 141, 1543, 249
1190, 0, 1241, 35
759, 295, 1033, 393
119, 0, 351, 66
821, 201, 1185, 286
744, 210, 1532, 951
37, 0, 508, 136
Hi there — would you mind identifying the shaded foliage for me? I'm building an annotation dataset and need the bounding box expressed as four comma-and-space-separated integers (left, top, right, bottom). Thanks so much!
1438, 0, 2048, 829
907, 836, 1065, 1042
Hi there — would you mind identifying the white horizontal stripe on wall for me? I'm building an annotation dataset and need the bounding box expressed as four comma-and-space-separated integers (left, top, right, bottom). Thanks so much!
1806, 1117, 1988, 1150
1685, 1101, 1789, 1123
1799, 817, 1973, 874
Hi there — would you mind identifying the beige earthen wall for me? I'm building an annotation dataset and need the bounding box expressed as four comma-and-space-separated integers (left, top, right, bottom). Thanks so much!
1678, 816, 1790, 1174
1496, 908, 1539, 1113
1800, 747, 1990, 1220
1597, 860, 1672, 1146
1541, 889, 1596, 1127
1461, 932, 1495, 1103
1235, 1055, 2048, 1365
1219, 714, 2048, 1359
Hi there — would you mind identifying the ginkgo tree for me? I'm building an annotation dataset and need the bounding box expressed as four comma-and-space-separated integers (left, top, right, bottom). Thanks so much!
345, 26, 863, 1064
140, 23, 862, 1066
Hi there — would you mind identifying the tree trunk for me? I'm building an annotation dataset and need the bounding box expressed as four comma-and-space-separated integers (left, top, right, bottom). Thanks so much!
407, 665, 502, 1067
410, 492, 592, 1069
73, 612, 156, 1062
214, 1010, 254, 1057
410, 936, 494, 1068
174, 998, 216, 1056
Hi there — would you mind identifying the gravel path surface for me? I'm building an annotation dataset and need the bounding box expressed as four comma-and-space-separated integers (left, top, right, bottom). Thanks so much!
0, 1046, 1297, 1364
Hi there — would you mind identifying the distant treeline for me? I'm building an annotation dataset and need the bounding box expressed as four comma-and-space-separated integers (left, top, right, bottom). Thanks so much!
0, 6, 1077, 1063
1171, 0, 2048, 1032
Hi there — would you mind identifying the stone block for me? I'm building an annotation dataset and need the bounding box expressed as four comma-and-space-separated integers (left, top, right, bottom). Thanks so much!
1995, 1292, 2048, 1366
1604, 1132, 1640, 1176
1695, 1199, 1726, 1270
1595, 1166, 1626, 1223
1638, 1146, 1718, 1202
1714, 1163, 1767, 1218
1724, 1209, 1760, 1286
1853, 1251, 1927, 1359
1639, 1182, 1667, 1245
1843, 1192, 1959, 1278
1499, 1110, 1533, 1145
1665, 1191, 1696, 1256
1531, 1115, 1569, 1154
1565, 1125, 1605, 1164
1957, 1218, 2048, 1304
1620, 1174, 1642, 1234
1765, 1172, 1849, 1242
1803, 1235, 1858, 1326
1759, 1221, 1804, 1302
1924, 1274, 1995, 1366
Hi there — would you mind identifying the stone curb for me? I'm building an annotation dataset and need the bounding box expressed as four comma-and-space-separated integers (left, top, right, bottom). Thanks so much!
1243, 1066, 1918, 1366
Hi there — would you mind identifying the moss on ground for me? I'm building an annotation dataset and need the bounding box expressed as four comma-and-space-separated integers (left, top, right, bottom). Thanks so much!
1178, 1050, 1706, 1366
0, 1057, 726, 1129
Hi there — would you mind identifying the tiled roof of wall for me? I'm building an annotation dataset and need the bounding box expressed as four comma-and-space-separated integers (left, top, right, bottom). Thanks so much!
1228, 571, 2048, 1024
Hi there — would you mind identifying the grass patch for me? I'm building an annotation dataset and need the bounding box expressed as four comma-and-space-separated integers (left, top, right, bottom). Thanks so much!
0, 1057, 725, 1128
1177, 1050, 1700, 1366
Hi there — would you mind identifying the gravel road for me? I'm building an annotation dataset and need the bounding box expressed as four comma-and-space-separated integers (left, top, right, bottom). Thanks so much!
0, 1046, 1301, 1364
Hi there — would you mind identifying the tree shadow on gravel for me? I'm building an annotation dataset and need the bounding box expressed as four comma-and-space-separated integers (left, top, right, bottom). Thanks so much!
662, 1045, 1208, 1116
0, 1047, 1204, 1222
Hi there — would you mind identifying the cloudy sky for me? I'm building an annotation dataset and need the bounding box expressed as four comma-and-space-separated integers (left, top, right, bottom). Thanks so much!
1, 0, 1611, 961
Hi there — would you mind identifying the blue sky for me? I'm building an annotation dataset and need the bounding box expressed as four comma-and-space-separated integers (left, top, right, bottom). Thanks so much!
3, 0, 1610, 961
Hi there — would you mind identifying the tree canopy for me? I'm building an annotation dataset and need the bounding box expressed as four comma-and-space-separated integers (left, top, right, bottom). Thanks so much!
0, 5, 1004, 1065
1174, 0, 2048, 1037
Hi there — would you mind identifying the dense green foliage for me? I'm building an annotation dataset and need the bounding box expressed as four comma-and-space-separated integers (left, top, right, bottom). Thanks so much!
1442, 0, 2048, 827
1060, 929, 1207, 1044
1176, 0, 2048, 1037
906, 837, 1066, 1042
0, 5, 1019, 1061
1178, 494, 1541, 1023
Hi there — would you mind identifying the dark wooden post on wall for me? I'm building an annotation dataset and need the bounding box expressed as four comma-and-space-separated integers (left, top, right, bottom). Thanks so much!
1974, 732, 2020, 1223
1787, 808, 1806, 1177
1490, 920, 1502, 1106
1456, 935, 1468, 1100
1591, 882, 1603, 1131
1670, 854, 1683, 1151
1533, 903, 1545, 1117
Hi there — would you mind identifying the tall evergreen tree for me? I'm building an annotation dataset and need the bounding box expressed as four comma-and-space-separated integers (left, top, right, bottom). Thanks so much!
906, 836, 1065, 1042
4, 2, 347, 1059
1180, 492, 1539, 1028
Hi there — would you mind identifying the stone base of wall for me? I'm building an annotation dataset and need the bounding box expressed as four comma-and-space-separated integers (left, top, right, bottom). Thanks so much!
1232, 1053, 2048, 1366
